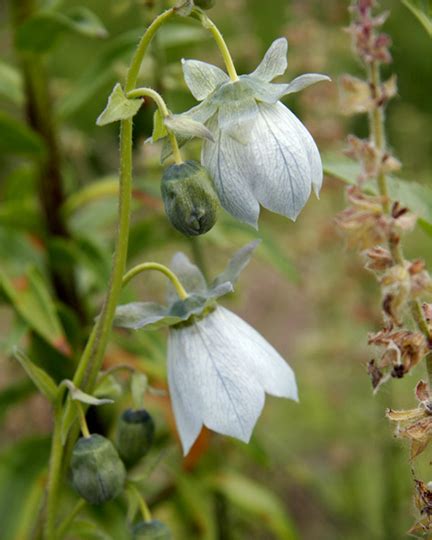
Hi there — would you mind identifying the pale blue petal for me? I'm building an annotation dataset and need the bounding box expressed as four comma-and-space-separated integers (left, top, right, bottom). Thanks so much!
218, 98, 259, 142
280, 73, 331, 96
182, 59, 229, 101
167, 307, 298, 454
216, 307, 298, 400
250, 38, 288, 82
168, 329, 203, 454
167, 252, 207, 302
201, 116, 260, 227
250, 102, 313, 220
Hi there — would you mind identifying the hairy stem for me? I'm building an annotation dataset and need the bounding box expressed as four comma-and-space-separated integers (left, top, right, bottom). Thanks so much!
367, 60, 432, 385
122, 262, 188, 299
44, 9, 176, 536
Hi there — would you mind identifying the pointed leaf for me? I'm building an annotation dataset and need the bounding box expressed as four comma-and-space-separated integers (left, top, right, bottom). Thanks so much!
0, 267, 69, 353
182, 59, 228, 100
212, 240, 261, 287
13, 349, 58, 402
250, 37, 288, 82
15, 8, 108, 53
164, 114, 215, 142
63, 380, 114, 406
96, 83, 143, 126
152, 109, 168, 142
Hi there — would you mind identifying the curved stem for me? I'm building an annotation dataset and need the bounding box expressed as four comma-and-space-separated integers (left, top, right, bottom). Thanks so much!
126, 9, 175, 92
128, 483, 152, 522
122, 262, 188, 300
127, 87, 183, 164
44, 9, 177, 538
192, 10, 238, 81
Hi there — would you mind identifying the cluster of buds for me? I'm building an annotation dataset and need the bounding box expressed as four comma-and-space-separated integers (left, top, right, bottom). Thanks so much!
347, 0, 392, 64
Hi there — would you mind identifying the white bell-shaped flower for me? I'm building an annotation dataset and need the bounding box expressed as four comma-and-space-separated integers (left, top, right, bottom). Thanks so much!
181, 38, 330, 227
114, 241, 298, 455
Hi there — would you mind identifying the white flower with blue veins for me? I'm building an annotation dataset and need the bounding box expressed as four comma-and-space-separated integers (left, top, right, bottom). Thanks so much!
181, 38, 330, 227
114, 241, 298, 455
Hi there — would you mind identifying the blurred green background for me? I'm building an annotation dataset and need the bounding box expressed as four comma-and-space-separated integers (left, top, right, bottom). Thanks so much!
1, 0, 432, 539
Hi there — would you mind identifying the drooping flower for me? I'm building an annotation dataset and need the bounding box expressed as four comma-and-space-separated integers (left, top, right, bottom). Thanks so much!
180, 38, 330, 227
114, 241, 298, 454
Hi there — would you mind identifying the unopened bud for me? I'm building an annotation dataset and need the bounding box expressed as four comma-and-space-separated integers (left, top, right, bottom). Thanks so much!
133, 520, 172, 539
161, 160, 219, 237
116, 409, 155, 467
71, 434, 126, 505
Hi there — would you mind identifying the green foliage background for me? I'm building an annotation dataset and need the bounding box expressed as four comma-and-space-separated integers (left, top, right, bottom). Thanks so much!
0, 0, 432, 539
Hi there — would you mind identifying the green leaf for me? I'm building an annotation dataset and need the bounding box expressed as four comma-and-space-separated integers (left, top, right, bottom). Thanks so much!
0, 437, 50, 540
152, 109, 168, 142
63, 380, 114, 406
323, 155, 432, 232
176, 475, 217, 540
13, 349, 58, 401
0, 199, 40, 231
96, 83, 143, 126
0, 266, 69, 353
0, 61, 23, 106
131, 372, 148, 410
403, 0, 432, 36
15, 8, 108, 53
209, 472, 298, 540
0, 111, 44, 156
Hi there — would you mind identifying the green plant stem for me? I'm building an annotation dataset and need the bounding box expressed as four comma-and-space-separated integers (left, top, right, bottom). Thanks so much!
44, 408, 64, 540
57, 499, 86, 540
9, 0, 86, 324
367, 60, 432, 386
189, 237, 208, 281
122, 262, 188, 299
43, 9, 176, 538
192, 10, 238, 81
127, 87, 183, 164
75, 401, 91, 438
128, 482, 152, 522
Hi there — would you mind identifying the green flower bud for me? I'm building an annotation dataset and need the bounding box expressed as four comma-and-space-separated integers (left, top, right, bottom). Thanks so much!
70, 434, 126, 505
133, 520, 172, 540
194, 0, 215, 9
116, 409, 155, 467
161, 160, 219, 237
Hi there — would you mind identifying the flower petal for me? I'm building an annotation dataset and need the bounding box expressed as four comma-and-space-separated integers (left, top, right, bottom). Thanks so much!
244, 74, 330, 104
168, 329, 203, 454
167, 307, 297, 454
216, 307, 298, 400
212, 240, 261, 288
182, 99, 218, 124
280, 73, 331, 96
168, 252, 207, 302
202, 116, 260, 227
218, 97, 259, 142
250, 102, 314, 220
250, 37, 288, 82
182, 59, 229, 101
